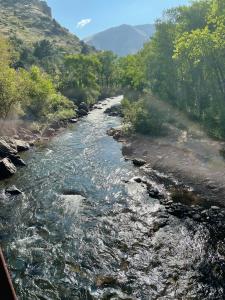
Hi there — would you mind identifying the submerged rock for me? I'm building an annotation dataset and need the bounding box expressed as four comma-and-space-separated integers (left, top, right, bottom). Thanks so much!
0, 158, 17, 179
61, 189, 86, 197
5, 185, 22, 195
132, 158, 147, 167
132, 176, 143, 183
95, 275, 117, 287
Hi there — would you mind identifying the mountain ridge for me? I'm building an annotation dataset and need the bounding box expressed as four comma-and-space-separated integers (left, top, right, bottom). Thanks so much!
0, 0, 91, 54
84, 24, 155, 56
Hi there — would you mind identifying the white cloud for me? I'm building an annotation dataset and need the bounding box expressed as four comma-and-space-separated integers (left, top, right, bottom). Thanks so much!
76, 18, 92, 29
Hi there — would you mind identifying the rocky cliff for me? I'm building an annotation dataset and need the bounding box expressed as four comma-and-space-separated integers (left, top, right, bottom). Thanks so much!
0, 0, 89, 53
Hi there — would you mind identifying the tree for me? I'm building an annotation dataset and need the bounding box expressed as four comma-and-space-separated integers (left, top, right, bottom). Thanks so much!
60, 54, 101, 104
33, 39, 55, 59
23, 66, 74, 121
118, 54, 146, 91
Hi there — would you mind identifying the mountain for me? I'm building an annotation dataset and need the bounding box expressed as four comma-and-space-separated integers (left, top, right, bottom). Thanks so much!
84, 24, 155, 56
0, 0, 91, 54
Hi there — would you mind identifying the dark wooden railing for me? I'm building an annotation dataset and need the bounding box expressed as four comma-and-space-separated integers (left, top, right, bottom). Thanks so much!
0, 248, 17, 300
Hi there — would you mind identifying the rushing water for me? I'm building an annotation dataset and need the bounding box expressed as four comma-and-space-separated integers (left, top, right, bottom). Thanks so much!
0, 96, 225, 300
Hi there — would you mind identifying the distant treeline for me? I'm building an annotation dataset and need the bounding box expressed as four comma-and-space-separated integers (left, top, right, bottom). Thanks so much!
119, 0, 225, 138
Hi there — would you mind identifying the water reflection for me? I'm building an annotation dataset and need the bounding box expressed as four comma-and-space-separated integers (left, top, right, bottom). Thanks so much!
0, 96, 224, 299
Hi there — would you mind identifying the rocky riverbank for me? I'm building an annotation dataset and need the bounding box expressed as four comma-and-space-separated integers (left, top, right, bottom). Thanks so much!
2, 95, 225, 299
0, 100, 109, 181
107, 124, 225, 208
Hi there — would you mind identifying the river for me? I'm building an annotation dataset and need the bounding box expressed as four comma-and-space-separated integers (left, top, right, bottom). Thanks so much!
0, 96, 225, 299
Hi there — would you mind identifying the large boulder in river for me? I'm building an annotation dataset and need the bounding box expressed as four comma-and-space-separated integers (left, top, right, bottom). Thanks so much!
14, 140, 30, 152
0, 138, 17, 157
0, 158, 17, 179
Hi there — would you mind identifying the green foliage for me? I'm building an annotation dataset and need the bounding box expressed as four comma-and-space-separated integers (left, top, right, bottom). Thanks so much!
33, 40, 55, 59
96, 51, 118, 97
0, 66, 26, 118
0, 36, 27, 118
0, 36, 74, 122
117, 55, 146, 91
129, 0, 225, 138
23, 66, 75, 121
122, 97, 166, 135
60, 52, 119, 104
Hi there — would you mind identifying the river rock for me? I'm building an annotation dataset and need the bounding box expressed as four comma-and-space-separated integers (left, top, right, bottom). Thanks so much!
0, 138, 17, 157
77, 108, 88, 117
0, 158, 17, 179
31, 128, 41, 135
15, 139, 30, 152
43, 128, 55, 137
2, 137, 18, 151
104, 104, 123, 117
132, 158, 147, 167
131, 176, 143, 183
5, 185, 22, 195
9, 154, 26, 166
69, 118, 78, 124
78, 102, 89, 112
29, 140, 36, 147
107, 127, 123, 140
148, 186, 161, 199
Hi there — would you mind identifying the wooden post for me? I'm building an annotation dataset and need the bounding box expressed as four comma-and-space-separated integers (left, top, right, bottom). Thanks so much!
0, 248, 17, 300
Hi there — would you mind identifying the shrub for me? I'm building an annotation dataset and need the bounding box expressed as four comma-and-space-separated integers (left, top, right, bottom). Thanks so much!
122, 97, 167, 135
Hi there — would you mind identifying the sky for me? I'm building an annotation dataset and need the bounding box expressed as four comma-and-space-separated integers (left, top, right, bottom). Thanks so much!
46, 0, 190, 39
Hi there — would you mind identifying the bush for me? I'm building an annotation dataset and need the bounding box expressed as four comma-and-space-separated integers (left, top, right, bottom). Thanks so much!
22, 66, 75, 122
122, 97, 167, 135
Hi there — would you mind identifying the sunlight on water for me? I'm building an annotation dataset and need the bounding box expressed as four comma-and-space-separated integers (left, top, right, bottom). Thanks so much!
0, 96, 224, 299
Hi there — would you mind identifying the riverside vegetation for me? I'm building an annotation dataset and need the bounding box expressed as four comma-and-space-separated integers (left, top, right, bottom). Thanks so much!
0, 0, 225, 180
1, 0, 225, 299
0, 0, 120, 179
2, 0, 224, 136
119, 0, 225, 139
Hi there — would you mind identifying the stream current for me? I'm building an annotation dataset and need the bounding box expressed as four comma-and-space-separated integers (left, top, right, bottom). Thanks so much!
0, 96, 225, 299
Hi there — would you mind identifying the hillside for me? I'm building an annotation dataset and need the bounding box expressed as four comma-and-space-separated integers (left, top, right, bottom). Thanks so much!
84, 24, 155, 56
0, 0, 89, 54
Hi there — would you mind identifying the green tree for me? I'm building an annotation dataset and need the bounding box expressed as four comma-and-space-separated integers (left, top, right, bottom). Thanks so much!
60, 54, 101, 104
118, 54, 146, 91
23, 66, 74, 121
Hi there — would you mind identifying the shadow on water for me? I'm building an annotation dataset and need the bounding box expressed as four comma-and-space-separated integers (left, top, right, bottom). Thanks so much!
0, 96, 225, 299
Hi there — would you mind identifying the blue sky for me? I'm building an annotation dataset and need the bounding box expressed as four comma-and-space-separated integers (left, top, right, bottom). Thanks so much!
46, 0, 190, 39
